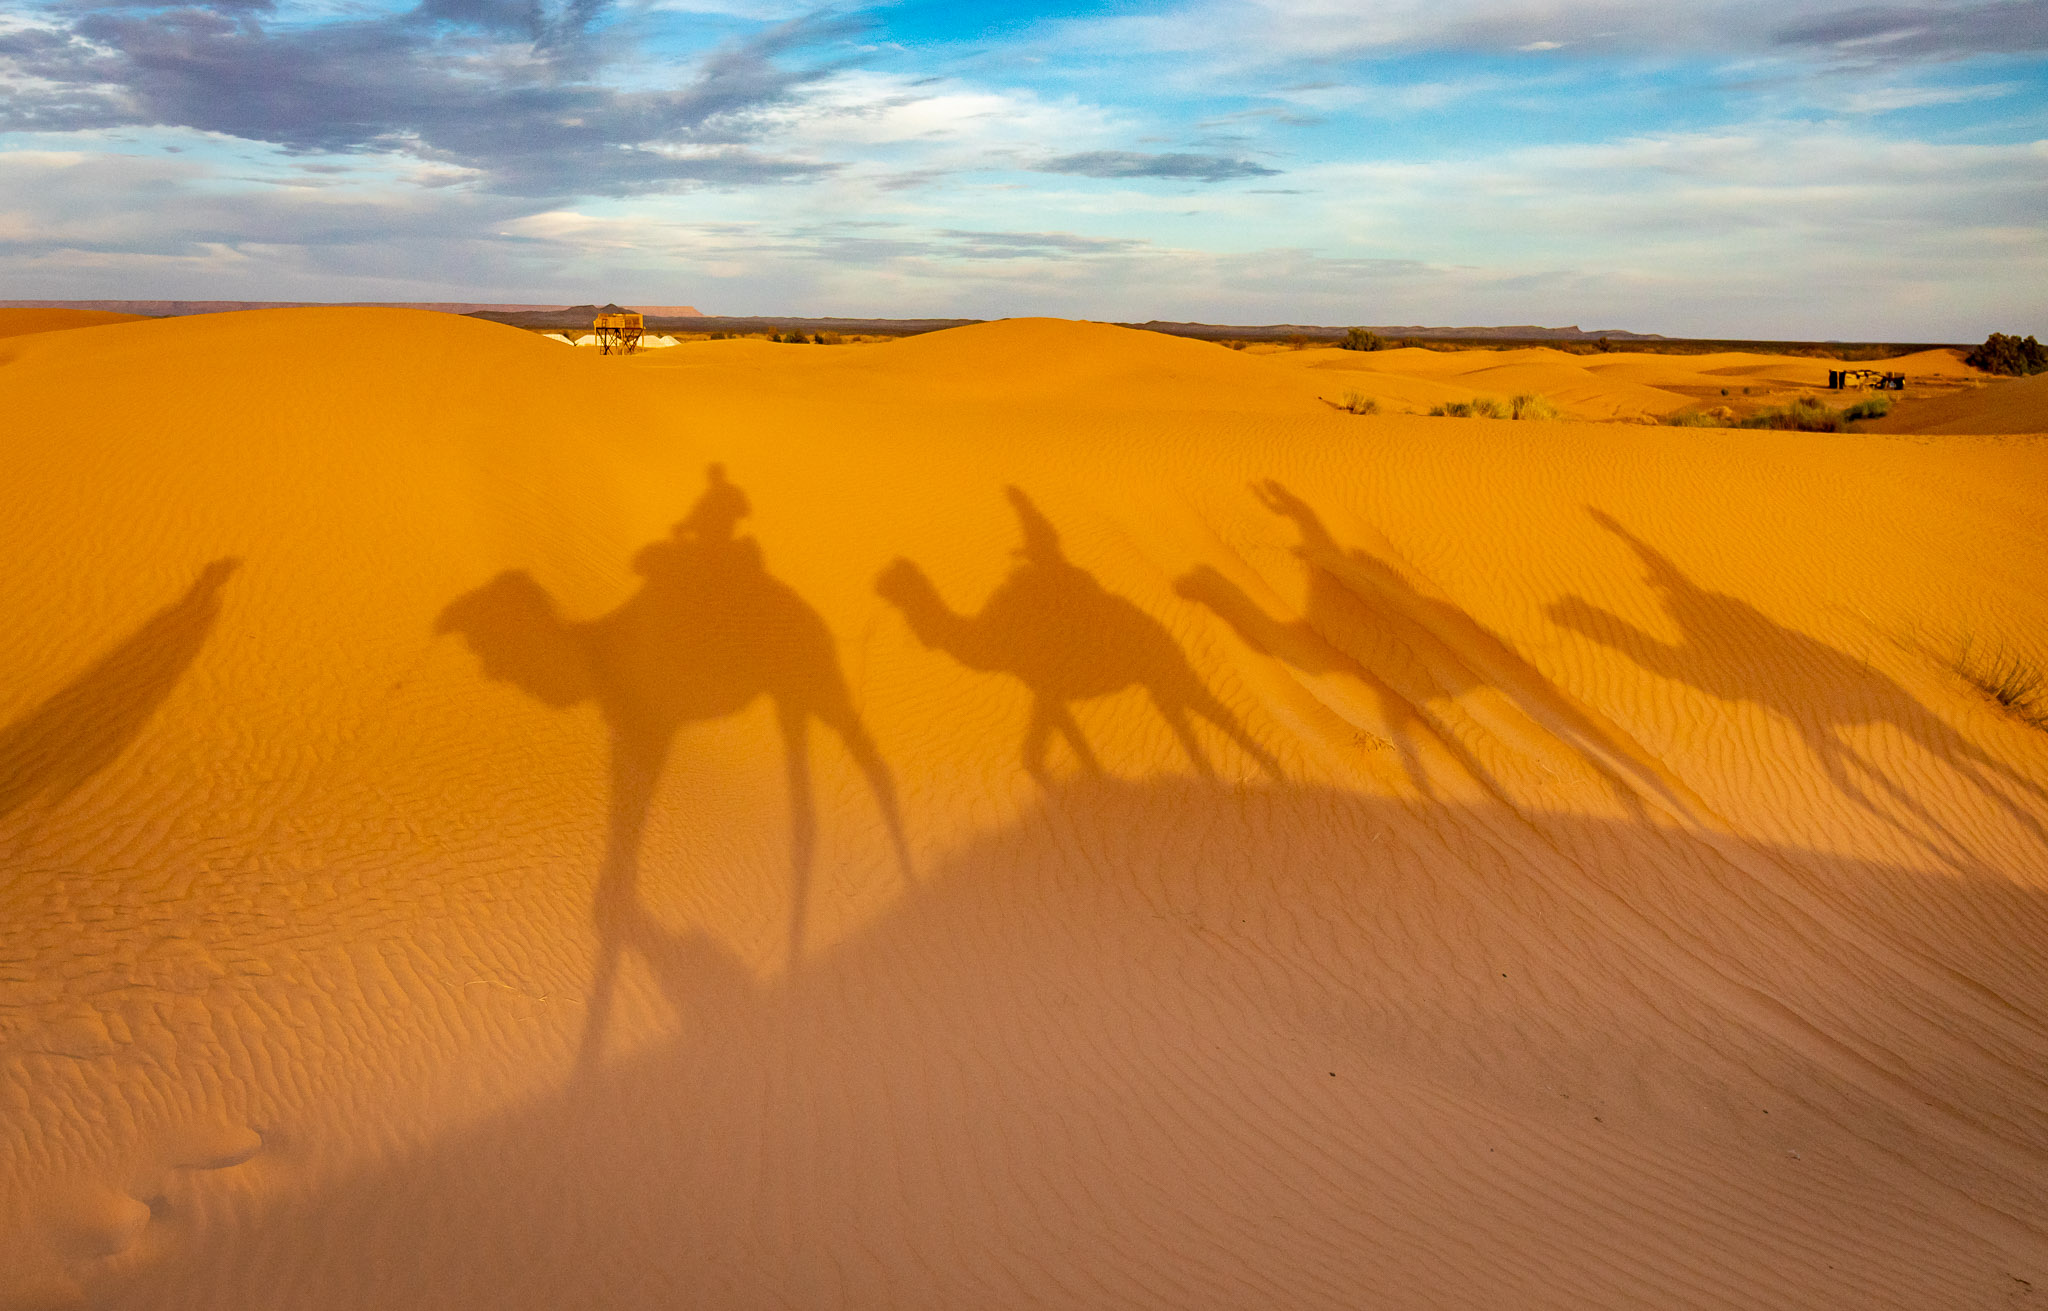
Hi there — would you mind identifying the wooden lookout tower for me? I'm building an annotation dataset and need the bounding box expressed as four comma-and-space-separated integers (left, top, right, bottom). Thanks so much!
592, 311, 645, 356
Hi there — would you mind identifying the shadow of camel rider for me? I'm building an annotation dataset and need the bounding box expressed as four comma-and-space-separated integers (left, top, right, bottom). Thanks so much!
1546, 508, 2048, 863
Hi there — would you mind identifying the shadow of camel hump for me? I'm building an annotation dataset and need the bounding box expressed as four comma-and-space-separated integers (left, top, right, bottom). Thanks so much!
1174, 480, 1698, 816
876, 485, 1281, 785
1546, 507, 2048, 866
436, 464, 911, 1073
1, 556, 240, 827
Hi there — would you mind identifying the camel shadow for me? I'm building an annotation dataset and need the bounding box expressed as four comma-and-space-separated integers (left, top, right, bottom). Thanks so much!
1174, 481, 1683, 814
436, 465, 910, 1075
876, 485, 1281, 786
1, 557, 239, 833
1546, 508, 2048, 868
1173, 494, 1497, 803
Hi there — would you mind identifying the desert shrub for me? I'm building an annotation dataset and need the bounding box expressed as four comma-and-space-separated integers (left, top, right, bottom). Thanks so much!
1430, 397, 1508, 418
1340, 327, 1387, 352
1663, 410, 1726, 427
709, 331, 729, 340
1741, 396, 1842, 432
1963, 332, 2048, 377
1509, 393, 1557, 420
1285, 333, 1310, 350
1841, 394, 1892, 422
1955, 640, 2048, 730
817, 331, 843, 346
1337, 391, 1380, 415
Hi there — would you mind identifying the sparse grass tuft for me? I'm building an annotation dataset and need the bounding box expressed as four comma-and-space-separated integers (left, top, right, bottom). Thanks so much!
1955, 641, 2048, 730
1430, 395, 1538, 419
1742, 395, 1842, 432
1337, 390, 1380, 414
1669, 393, 1887, 431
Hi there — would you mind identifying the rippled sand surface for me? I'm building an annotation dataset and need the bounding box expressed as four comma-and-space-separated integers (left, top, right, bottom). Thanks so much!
4, 309, 2046, 1309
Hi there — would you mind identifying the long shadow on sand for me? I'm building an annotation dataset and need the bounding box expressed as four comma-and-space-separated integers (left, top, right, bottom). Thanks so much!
436, 465, 910, 1073
875, 485, 1282, 785
95, 779, 2048, 1310
1548, 508, 2048, 869
1174, 481, 1684, 814
1, 557, 239, 832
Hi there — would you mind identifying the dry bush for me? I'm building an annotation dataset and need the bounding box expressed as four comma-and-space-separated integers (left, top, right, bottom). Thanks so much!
1955, 640, 2048, 730
1510, 394, 1557, 420
1963, 333, 2048, 376
1337, 391, 1380, 415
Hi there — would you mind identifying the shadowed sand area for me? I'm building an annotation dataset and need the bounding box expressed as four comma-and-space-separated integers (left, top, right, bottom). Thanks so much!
2, 309, 2045, 1309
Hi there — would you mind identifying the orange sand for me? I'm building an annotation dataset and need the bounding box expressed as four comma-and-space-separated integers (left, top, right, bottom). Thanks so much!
1260, 340, 1984, 421
0, 309, 149, 340
3, 310, 2047, 1309
1862, 370, 2048, 436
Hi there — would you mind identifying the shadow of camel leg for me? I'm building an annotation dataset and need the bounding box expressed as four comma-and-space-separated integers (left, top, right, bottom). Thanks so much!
1940, 731, 2048, 853
1152, 697, 1217, 778
778, 700, 817, 971
1050, 699, 1104, 777
1809, 728, 1976, 874
818, 702, 915, 884
1179, 685, 1285, 781
576, 734, 667, 1077
1024, 697, 1103, 784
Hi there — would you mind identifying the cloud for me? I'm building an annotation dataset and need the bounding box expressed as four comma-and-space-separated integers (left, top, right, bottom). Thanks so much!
0, 4, 861, 196
1056, 0, 2048, 65
1773, 0, 2048, 57
1834, 79, 2022, 111
1032, 149, 1278, 181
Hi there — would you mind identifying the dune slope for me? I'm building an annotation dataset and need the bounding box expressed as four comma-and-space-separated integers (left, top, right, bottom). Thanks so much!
3, 311, 2047, 1310
0, 309, 150, 339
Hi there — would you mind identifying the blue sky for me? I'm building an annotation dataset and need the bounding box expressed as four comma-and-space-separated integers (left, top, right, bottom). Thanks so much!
2, 0, 2044, 336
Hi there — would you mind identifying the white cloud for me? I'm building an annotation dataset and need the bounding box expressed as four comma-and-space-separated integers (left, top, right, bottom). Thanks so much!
1835, 80, 2021, 113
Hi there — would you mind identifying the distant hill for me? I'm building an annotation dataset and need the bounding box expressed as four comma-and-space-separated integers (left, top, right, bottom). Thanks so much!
0, 300, 704, 318
1123, 319, 1670, 342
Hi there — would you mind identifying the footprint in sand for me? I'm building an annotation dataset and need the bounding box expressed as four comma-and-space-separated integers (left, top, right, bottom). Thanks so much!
42, 1124, 264, 1275
49, 1186, 151, 1260
168, 1123, 264, 1172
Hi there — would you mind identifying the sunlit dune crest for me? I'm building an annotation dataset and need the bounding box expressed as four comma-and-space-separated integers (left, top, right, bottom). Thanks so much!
3, 309, 2046, 1309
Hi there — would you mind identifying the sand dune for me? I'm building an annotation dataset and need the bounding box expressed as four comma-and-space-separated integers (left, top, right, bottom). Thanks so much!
0, 309, 149, 339
1864, 370, 2048, 436
3, 309, 2046, 1309
1261, 340, 1990, 422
